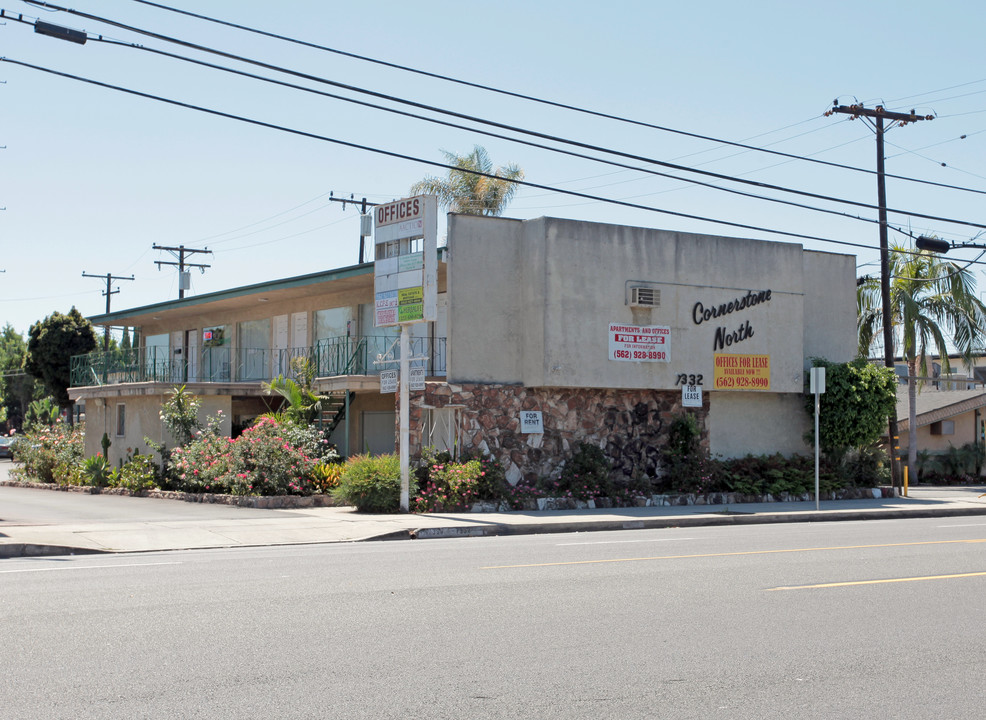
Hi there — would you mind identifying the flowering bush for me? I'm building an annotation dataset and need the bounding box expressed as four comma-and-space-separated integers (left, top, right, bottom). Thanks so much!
168, 419, 236, 494
224, 416, 318, 496
413, 459, 484, 512
164, 414, 337, 496
11, 421, 85, 484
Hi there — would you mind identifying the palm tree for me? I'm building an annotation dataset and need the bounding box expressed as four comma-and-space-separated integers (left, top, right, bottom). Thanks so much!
858, 242, 986, 483
262, 357, 329, 425
410, 145, 524, 216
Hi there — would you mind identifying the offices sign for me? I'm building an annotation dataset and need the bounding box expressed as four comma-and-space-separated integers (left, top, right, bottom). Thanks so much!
373, 195, 438, 327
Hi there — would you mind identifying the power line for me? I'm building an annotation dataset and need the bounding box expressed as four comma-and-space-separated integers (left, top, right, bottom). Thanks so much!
8, 60, 986, 272
9, 13, 986, 235
0, 56, 883, 252
20, 1, 986, 200
79, 37, 906, 232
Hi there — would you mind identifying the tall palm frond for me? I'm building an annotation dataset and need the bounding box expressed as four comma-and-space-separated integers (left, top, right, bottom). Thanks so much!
411, 145, 524, 216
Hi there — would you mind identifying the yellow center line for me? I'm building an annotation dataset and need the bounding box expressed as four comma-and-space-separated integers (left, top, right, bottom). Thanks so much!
480, 538, 986, 570
768, 571, 986, 591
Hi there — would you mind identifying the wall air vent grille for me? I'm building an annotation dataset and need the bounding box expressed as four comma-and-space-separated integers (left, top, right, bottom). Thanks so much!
629, 286, 659, 307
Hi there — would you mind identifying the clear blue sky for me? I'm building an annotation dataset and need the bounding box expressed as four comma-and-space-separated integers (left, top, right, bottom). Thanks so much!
3, 0, 986, 337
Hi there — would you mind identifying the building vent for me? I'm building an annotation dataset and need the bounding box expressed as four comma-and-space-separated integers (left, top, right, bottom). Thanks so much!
629, 286, 659, 307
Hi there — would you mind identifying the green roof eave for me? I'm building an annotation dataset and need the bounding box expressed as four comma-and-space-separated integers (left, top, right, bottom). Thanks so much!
88, 261, 375, 325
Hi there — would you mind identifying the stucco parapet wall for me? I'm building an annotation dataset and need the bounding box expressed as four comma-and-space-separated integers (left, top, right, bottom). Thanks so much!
69, 381, 270, 401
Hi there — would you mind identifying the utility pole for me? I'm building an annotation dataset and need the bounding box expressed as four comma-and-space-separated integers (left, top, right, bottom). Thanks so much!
153, 244, 212, 299
328, 193, 379, 264
81, 271, 134, 352
826, 101, 933, 488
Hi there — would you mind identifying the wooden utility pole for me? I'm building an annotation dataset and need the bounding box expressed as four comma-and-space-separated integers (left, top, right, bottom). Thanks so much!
328, 193, 379, 264
81, 271, 134, 351
826, 102, 933, 487
153, 244, 212, 299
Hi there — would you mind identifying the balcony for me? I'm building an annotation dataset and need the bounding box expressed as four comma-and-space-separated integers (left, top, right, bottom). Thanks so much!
70, 336, 447, 387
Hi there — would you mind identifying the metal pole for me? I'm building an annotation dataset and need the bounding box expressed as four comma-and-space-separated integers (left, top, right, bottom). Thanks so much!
399, 325, 410, 512
814, 392, 820, 511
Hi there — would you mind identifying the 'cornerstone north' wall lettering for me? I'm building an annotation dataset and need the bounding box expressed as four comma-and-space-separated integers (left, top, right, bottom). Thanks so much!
692, 289, 772, 352
692, 289, 772, 326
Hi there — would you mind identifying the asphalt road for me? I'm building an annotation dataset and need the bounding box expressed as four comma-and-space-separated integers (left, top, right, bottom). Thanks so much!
2, 516, 985, 719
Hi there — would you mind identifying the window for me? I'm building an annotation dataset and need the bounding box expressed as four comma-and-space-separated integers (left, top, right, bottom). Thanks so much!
237, 318, 270, 381
116, 404, 126, 437
423, 407, 461, 457
930, 420, 955, 436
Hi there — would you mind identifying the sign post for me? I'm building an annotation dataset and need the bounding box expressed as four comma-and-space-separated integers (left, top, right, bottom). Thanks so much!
810, 366, 826, 510
373, 195, 437, 512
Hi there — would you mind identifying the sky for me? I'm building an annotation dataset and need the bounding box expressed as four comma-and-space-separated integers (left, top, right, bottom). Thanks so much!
2, 0, 986, 338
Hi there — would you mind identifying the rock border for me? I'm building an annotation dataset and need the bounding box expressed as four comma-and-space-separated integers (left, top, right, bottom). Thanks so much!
2, 479, 897, 512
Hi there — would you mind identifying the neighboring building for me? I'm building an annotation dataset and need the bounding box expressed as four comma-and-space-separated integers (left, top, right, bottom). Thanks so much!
894, 386, 986, 473
70, 216, 857, 482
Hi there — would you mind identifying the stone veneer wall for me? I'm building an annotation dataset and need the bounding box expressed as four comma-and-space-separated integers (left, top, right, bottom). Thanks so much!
408, 382, 709, 485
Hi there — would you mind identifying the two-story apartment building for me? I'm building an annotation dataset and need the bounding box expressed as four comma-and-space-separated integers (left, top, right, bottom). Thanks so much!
70, 215, 857, 482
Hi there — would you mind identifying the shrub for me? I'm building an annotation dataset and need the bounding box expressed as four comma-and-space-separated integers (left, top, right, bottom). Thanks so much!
413, 458, 484, 512
11, 421, 85, 484
81, 454, 116, 487
224, 416, 317, 496
549, 442, 614, 500
310, 461, 344, 494
333, 454, 406, 512
113, 452, 159, 494
168, 421, 236, 494
659, 413, 715, 494
160, 385, 202, 448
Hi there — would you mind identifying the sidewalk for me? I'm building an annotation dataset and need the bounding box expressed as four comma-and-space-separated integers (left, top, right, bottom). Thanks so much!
2, 482, 985, 558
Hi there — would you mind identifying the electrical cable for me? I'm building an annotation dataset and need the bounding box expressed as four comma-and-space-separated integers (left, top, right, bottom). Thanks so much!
8, 12, 985, 234
11, 54, 986, 271
82, 36, 911, 231
22, 0, 986, 200
0, 56, 892, 253
11, 54, 986, 270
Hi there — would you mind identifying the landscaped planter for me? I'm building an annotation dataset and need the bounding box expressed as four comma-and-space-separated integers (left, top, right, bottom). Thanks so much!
470, 486, 898, 513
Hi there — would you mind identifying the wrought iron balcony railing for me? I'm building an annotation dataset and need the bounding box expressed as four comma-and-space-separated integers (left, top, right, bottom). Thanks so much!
70, 336, 447, 387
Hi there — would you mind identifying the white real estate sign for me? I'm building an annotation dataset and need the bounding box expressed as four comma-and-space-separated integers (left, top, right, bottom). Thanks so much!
373, 195, 438, 327
608, 323, 671, 362
380, 370, 398, 394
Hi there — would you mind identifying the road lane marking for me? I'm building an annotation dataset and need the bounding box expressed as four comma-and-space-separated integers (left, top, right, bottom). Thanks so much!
0, 561, 182, 574
481, 538, 986, 569
768, 571, 986, 591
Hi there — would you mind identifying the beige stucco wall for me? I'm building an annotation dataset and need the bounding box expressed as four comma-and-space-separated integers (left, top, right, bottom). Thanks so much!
708, 392, 810, 458
802, 250, 857, 364
83, 392, 232, 467
447, 215, 856, 460
448, 215, 815, 392
899, 410, 980, 456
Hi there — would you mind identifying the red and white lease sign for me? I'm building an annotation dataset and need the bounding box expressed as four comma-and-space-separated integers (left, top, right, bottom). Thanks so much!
608, 323, 671, 362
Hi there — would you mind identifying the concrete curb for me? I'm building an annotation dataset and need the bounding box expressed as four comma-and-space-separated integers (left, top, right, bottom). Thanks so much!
0, 543, 109, 559
399, 504, 986, 541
